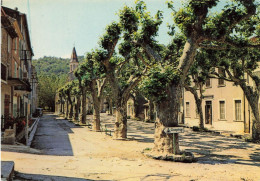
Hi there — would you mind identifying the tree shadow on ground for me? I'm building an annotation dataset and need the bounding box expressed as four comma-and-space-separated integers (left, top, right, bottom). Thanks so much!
14, 171, 107, 181
127, 134, 154, 143
30, 114, 83, 156
99, 113, 260, 167
180, 131, 260, 167
141, 173, 180, 181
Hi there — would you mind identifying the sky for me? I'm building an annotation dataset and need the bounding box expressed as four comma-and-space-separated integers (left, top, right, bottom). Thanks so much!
3, 0, 178, 59
3, 0, 227, 59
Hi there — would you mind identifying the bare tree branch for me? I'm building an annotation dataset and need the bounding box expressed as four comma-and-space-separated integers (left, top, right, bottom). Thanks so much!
140, 43, 162, 62
123, 67, 148, 97
104, 39, 119, 66
137, 53, 150, 67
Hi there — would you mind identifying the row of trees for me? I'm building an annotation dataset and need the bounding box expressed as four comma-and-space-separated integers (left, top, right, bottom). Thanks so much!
58, 0, 260, 156
32, 56, 84, 110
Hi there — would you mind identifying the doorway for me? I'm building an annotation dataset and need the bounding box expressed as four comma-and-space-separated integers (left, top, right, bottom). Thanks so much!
205, 101, 212, 125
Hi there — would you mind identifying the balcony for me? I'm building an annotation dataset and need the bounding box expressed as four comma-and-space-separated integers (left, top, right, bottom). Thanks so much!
7, 77, 31, 94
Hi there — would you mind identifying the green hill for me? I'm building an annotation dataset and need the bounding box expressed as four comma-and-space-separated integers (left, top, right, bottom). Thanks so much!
32, 56, 84, 76
32, 55, 84, 110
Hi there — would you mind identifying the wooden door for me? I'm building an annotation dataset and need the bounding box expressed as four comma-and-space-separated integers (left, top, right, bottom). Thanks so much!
205, 101, 212, 125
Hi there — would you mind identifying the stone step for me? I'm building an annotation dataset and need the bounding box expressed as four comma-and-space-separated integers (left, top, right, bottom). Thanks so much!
1, 161, 14, 181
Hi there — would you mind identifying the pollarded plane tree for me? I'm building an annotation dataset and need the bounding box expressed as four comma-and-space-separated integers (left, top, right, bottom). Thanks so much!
93, 17, 152, 138
184, 50, 217, 130
139, 35, 184, 155
63, 81, 76, 119
75, 64, 89, 124
58, 87, 66, 115
71, 81, 81, 122
75, 53, 107, 131
122, 0, 259, 155
58, 86, 70, 119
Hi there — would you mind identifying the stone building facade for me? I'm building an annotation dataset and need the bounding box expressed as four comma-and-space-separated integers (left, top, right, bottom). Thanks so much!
1, 6, 37, 128
183, 67, 260, 135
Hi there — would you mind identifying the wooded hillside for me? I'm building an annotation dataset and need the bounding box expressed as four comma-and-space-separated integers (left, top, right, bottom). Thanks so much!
32, 55, 84, 110
32, 56, 84, 75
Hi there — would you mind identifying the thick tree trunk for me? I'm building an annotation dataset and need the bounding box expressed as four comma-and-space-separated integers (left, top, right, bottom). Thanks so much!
76, 96, 80, 121
73, 96, 80, 122
93, 101, 101, 131
178, 38, 199, 83
108, 98, 113, 115
251, 103, 260, 141
239, 84, 260, 141
148, 100, 155, 121
80, 87, 87, 124
91, 80, 103, 132
59, 98, 62, 114
185, 86, 204, 129
68, 94, 73, 119
73, 101, 77, 122
153, 84, 182, 155
65, 99, 69, 119
197, 99, 204, 129
114, 103, 128, 139
61, 102, 63, 114
69, 104, 73, 119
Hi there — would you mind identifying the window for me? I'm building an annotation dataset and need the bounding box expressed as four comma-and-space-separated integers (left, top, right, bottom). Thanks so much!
14, 38, 17, 53
235, 100, 242, 121
219, 101, 225, 120
19, 67, 22, 79
14, 62, 17, 78
13, 96, 17, 117
19, 41, 21, 57
1, 63, 7, 81
185, 102, 190, 117
8, 35, 11, 53
195, 105, 199, 118
218, 68, 225, 86
206, 78, 211, 88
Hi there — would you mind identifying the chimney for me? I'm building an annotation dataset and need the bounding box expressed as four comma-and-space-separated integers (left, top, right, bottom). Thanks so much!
15, 7, 18, 11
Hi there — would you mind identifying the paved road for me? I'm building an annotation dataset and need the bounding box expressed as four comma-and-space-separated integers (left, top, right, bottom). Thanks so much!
31, 114, 82, 156
2, 113, 260, 180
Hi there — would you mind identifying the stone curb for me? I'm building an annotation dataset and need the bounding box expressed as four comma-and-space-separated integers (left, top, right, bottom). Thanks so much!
27, 117, 40, 147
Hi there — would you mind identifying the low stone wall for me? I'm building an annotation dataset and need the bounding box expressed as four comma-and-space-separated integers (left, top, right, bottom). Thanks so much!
3, 129, 16, 145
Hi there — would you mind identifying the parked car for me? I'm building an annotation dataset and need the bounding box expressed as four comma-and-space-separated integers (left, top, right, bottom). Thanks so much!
36, 108, 43, 117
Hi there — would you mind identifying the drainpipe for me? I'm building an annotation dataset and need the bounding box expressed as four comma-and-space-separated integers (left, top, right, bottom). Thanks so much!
182, 87, 185, 124
25, 114, 28, 146
242, 59, 246, 133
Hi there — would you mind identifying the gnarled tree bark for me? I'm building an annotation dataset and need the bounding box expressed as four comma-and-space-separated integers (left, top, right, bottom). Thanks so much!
153, 84, 182, 155
80, 87, 87, 124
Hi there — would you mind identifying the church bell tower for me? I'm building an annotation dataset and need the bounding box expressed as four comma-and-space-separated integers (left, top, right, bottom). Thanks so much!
70, 46, 79, 73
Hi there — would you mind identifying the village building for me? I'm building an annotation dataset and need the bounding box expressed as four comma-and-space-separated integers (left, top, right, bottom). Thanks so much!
1, 6, 37, 143
183, 67, 260, 136
1, 6, 36, 118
